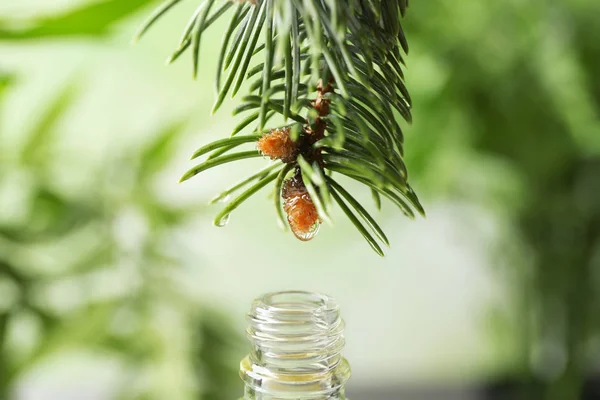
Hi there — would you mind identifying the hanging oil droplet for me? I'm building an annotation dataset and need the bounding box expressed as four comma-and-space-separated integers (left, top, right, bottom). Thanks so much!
215, 213, 230, 227
282, 176, 321, 242
290, 218, 320, 241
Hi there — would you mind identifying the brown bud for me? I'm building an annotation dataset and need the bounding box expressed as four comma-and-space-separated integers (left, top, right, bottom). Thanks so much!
257, 127, 298, 163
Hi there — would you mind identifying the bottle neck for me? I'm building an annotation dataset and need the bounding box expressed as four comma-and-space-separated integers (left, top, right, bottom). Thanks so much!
240, 291, 350, 400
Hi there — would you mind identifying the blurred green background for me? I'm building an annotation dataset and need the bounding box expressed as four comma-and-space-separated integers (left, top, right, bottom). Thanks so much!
0, 1, 599, 399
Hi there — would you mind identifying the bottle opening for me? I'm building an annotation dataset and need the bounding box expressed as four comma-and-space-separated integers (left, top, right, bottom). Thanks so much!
240, 291, 350, 399
259, 291, 336, 313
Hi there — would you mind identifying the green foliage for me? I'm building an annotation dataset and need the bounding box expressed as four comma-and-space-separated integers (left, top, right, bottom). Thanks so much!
0, 0, 157, 39
1, 4, 249, 398
0, 74, 12, 94
0, 66, 242, 400
138, 0, 423, 255
192, 311, 244, 400
404, 1, 600, 398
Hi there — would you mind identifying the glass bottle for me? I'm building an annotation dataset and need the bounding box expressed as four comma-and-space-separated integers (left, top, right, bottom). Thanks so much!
240, 291, 351, 400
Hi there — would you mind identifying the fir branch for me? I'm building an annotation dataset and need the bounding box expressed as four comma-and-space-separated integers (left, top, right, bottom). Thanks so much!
136, 0, 422, 255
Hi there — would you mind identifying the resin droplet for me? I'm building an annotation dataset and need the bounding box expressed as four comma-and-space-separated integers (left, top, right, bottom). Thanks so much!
215, 213, 230, 227
282, 176, 321, 241
257, 127, 297, 163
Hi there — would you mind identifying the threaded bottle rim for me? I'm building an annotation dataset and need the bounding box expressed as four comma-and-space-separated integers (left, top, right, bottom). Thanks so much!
240, 291, 350, 399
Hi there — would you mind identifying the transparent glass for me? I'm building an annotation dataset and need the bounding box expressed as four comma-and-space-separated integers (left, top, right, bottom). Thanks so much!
240, 291, 351, 400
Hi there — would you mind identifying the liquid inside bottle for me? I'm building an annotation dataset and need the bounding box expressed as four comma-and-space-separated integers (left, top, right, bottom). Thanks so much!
240, 291, 351, 400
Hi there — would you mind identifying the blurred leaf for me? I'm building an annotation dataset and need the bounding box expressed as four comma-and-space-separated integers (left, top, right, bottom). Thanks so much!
138, 120, 187, 180
10, 301, 119, 381
193, 310, 244, 400
0, 0, 158, 40
1, 188, 97, 242
0, 74, 13, 97
21, 85, 76, 168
